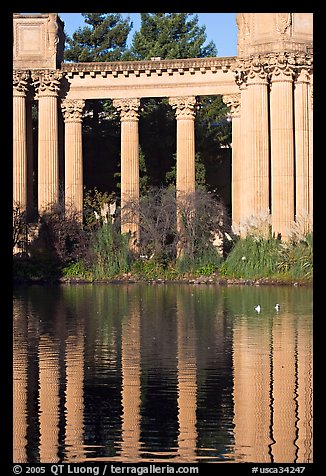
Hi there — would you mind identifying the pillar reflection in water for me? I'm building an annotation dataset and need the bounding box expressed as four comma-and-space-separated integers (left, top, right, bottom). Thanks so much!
13, 301, 28, 463
38, 335, 60, 462
176, 292, 197, 461
64, 329, 85, 461
120, 303, 141, 460
232, 312, 313, 463
232, 317, 271, 462
272, 314, 297, 462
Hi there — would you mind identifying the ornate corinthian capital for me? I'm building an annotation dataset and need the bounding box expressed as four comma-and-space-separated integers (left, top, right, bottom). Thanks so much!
267, 52, 296, 81
112, 98, 140, 121
169, 96, 196, 119
31, 69, 63, 97
13, 70, 29, 96
222, 94, 241, 118
61, 99, 85, 123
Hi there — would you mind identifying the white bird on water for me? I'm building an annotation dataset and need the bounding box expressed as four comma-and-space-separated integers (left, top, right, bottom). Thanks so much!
255, 305, 261, 313
275, 303, 281, 311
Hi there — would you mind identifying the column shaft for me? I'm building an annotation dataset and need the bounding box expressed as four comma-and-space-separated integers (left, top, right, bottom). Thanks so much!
113, 98, 140, 246
121, 120, 140, 240
222, 94, 241, 231
65, 121, 83, 215
308, 76, 313, 227
176, 118, 195, 196
38, 95, 59, 212
246, 79, 270, 221
61, 99, 85, 219
13, 94, 27, 210
26, 99, 34, 219
231, 115, 241, 228
238, 85, 250, 231
294, 71, 310, 228
270, 76, 295, 239
169, 97, 196, 256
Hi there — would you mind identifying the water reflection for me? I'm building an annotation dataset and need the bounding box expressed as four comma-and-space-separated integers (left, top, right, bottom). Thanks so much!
13, 284, 313, 463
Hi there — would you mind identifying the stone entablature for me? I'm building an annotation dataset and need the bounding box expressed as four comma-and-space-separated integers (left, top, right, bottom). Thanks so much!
61, 56, 235, 77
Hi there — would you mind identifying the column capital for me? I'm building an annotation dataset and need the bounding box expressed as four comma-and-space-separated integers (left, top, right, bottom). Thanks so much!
169, 96, 197, 120
61, 99, 85, 123
113, 98, 140, 121
267, 52, 296, 82
31, 69, 62, 98
222, 94, 241, 118
13, 70, 29, 96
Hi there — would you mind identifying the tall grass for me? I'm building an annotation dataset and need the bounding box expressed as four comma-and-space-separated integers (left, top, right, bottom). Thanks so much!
220, 235, 281, 279
90, 221, 131, 279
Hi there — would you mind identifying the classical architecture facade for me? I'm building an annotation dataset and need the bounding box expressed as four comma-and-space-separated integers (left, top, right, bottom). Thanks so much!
13, 13, 313, 240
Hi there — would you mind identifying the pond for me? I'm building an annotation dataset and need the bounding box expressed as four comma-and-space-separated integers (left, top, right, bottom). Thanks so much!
13, 283, 313, 464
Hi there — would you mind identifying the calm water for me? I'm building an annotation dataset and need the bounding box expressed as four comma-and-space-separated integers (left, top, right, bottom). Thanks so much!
13, 284, 313, 464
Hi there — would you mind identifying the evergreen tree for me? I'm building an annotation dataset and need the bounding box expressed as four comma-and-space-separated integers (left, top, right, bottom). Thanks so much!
64, 13, 132, 62
130, 13, 217, 60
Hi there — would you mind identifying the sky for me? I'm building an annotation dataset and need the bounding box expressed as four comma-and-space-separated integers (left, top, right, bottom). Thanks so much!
58, 13, 238, 58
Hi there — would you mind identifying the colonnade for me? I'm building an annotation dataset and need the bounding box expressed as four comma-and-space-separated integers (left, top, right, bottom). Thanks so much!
13, 70, 199, 243
13, 56, 313, 242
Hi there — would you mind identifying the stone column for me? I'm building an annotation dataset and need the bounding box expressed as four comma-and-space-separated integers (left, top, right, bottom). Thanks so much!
245, 59, 270, 229
113, 98, 140, 247
169, 96, 196, 255
26, 97, 35, 220
308, 74, 313, 229
32, 70, 62, 214
61, 99, 85, 219
269, 54, 295, 239
222, 94, 241, 231
294, 66, 310, 231
13, 70, 29, 211
238, 82, 250, 233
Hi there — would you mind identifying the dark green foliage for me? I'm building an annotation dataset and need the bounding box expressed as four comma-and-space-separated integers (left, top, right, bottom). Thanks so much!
130, 13, 217, 60
64, 13, 132, 62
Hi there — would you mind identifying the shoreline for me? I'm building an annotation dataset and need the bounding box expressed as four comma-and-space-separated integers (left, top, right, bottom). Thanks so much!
13, 275, 313, 287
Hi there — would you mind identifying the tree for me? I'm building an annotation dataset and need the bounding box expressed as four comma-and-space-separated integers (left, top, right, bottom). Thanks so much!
129, 14, 230, 196
64, 13, 132, 62
130, 13, 217, 60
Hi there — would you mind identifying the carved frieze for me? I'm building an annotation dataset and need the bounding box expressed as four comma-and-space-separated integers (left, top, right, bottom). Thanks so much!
61, 99, 85, 123
168, 96, 197, 120
222, 94, 241, 118
112, 98, 140, 121
13, 70, 29, 96
31, 69, 63, 97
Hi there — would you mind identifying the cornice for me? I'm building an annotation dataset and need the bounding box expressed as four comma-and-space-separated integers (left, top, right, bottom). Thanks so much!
61, 56, 237, 78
